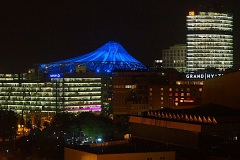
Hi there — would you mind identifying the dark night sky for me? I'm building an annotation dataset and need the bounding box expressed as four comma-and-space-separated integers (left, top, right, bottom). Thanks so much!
1, 0, 239, 73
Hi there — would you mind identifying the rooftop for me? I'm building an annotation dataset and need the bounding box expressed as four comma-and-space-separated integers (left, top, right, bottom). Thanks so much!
39, 41, 147, 73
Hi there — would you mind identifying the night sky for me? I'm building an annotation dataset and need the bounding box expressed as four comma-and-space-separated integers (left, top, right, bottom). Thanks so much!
1, 0, 239, 73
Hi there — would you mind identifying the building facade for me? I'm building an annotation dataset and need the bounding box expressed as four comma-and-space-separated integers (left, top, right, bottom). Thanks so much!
162, 44, 186, 72
129, 104, 240, 159
64, 147, 175, 160
202, 71, 240, 110
111, 71, 167, 115
186, 11, 233, 72
0, 73, 103, 114
149, 80, 203, 109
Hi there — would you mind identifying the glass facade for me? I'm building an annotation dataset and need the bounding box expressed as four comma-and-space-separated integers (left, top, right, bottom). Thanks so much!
0, 74, 102, 113
186, 11, 233, 72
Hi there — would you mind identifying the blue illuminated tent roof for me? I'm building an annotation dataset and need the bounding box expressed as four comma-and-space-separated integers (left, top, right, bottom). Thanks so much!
39, 41, 147, 73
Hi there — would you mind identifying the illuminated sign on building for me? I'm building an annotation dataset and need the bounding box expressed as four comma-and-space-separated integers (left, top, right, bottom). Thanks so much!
185, 73, 223, 79
189, 11, 195, 16
49, 73, 62, 78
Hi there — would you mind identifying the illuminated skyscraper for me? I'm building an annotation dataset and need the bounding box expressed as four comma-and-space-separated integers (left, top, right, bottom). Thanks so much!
186, 11, 233, 72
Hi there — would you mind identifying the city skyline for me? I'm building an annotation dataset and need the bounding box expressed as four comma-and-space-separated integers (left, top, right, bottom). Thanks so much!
1, 0, 239, 73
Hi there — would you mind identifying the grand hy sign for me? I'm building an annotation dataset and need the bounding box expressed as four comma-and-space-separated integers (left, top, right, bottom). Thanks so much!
185, 73, 223, 79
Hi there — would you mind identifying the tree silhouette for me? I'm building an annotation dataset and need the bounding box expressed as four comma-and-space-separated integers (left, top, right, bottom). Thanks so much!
0, 110, 18, 141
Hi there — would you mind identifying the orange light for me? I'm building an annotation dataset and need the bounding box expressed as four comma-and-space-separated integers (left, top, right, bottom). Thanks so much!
189, 11, 195, 16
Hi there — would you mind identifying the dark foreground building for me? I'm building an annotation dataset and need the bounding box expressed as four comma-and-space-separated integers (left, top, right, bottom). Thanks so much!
129, 104, 240, 159
64, 140, 175, 160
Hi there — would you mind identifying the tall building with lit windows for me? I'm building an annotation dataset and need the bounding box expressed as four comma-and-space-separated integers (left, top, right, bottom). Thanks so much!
162, 44, 186, 72
186, 10, 233, 72
0, 73, 103, 114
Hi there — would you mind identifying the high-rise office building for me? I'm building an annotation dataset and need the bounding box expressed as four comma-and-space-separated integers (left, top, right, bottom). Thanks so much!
186, 11, 233, 72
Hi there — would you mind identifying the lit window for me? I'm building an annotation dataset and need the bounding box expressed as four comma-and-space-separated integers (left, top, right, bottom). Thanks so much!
175, 93, 178, 96
149, 88, 152, 91
199, 88, 203, 92
161, 88, 164, 91
175, 98, 178, 101
181, 93, 184, 96
169, 88, 172, 91
161, 97, 164, 100
187, 93, 190, 96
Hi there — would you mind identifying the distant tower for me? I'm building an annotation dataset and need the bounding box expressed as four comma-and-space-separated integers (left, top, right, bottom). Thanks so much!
162, 44, 187, 72
186, 10, 233, 72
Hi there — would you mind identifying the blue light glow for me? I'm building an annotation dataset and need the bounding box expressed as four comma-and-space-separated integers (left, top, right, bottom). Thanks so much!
49, 73, 62, 78
39, 42, 147, 73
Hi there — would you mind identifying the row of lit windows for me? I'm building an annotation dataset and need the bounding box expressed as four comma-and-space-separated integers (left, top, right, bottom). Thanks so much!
187, 61, 232, 68
187, 27, 232, 32
187, 52, 233, 55
187, 58, 232, 61
187, 23, 232, 27
168, 92, 191, 97
0, 87, 101, 92
187, 58, 233, 62
187, 42, 232, 46
187, 34, 232, 38
113, 85, 137, 89
188, 51, 233, 55
149, 87, 202, 92
63, 78, 101, 82
187, 19, 232, 24
187, 15, 232, 21
164, 60, 185, 63
163, 64, 185, 67
187, 56, 233, 60
162, 55, 185, 59
176, 81, 203, 85
188, 45, 232, 49
162, 50, 186, 54
187, 39, 233, 43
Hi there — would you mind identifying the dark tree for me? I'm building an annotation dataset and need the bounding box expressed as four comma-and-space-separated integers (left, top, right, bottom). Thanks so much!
79, 112, 115, 141
0, 110, 18, 141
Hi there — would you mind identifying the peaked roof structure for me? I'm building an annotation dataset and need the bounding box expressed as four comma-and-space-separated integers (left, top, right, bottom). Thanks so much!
39, 41, 147, 73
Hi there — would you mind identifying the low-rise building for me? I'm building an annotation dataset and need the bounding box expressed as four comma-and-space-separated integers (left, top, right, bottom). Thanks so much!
129, 104, 240, 159
64, 141, 175, 160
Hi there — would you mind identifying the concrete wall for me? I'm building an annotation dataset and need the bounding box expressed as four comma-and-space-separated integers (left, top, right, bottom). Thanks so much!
64, 148, 175, 160
97, 151, 175, 160
202, 72, 240, 110
130, 122, 200, 149
64, 148, 97, 160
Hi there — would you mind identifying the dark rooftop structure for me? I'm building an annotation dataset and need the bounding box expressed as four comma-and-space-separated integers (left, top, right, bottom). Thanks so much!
129, 103, 240, 159
142, 103, 240, 124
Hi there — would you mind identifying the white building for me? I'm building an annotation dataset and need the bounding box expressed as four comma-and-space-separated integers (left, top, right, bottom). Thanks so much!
162, 44, 186, 72
186, 11, 233, 72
